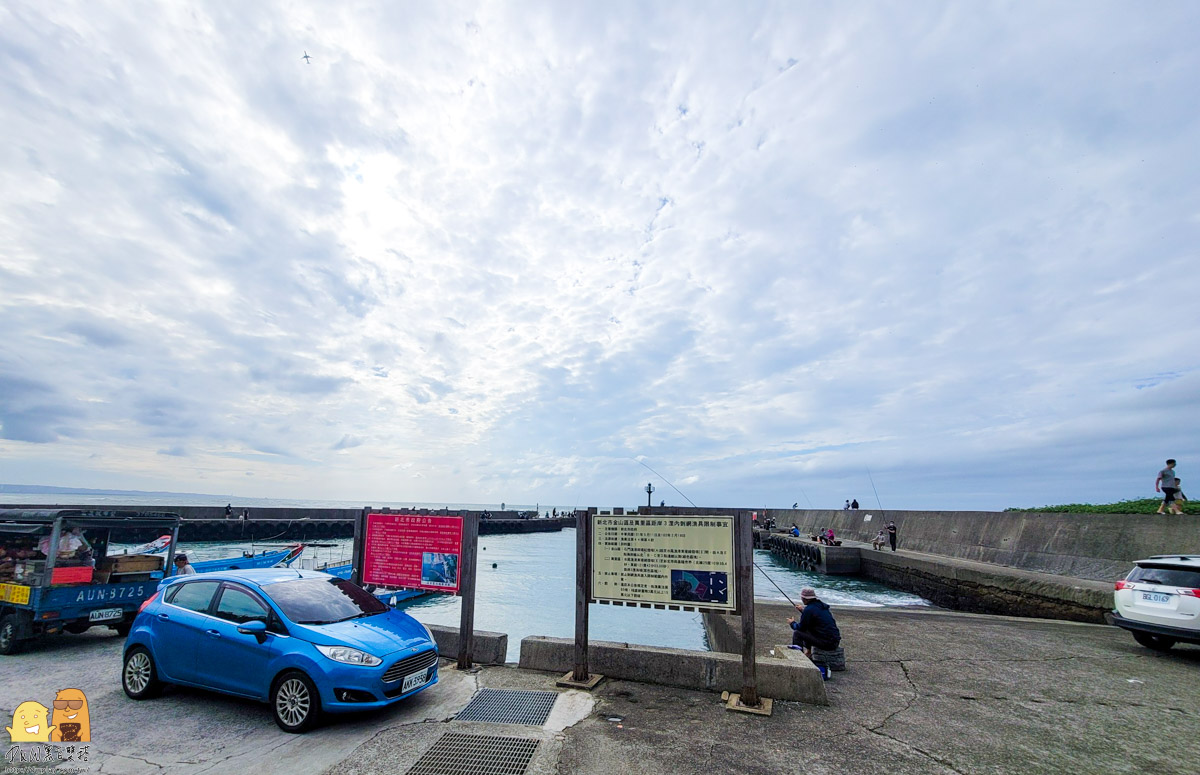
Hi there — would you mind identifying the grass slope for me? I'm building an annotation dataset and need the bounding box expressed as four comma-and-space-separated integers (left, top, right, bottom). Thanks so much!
1007, 497, 1197, 514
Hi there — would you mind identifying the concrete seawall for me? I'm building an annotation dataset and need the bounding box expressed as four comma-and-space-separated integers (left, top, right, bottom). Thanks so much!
647, 506, 1200, 582
761, 532, 1113, 622
0, 503, 575, 541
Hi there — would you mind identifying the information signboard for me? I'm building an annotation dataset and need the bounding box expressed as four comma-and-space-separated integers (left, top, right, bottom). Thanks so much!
362, 513, 464, 593
591, 515, 737, 612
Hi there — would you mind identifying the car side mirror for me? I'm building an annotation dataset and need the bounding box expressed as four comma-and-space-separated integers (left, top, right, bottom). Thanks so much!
237, 619, 269, 643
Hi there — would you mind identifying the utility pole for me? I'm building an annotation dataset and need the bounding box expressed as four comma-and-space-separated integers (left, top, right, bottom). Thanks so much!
644, 482, 655, 508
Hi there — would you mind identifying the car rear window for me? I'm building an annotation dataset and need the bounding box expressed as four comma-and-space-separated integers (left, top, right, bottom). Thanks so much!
1129, 565, 1200, 588
262, 577, 387, 624
167, 580, 221, 613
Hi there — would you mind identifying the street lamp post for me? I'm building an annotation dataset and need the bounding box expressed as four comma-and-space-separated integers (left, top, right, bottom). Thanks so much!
645, 482, 655, 508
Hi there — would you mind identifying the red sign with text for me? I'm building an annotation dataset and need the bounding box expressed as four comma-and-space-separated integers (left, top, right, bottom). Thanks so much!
362, 513, 464, 593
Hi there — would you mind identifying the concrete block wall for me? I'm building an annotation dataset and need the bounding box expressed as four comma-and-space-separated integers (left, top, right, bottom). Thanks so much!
518, 636, 827, 705
427, 624, 509, 665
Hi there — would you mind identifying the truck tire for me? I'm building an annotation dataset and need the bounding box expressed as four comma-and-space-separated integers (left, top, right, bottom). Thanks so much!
0, 614, 25, 655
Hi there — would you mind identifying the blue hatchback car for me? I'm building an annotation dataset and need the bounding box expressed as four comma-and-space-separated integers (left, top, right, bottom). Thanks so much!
122, 569, 439, 732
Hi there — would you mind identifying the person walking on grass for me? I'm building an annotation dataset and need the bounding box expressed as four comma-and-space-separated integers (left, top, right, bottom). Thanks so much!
1173, 480, 1187, 513
1156, 459, 1181, 514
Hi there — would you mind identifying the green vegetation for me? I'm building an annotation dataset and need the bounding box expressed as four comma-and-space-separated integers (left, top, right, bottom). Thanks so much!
1007, 498, 1197, 514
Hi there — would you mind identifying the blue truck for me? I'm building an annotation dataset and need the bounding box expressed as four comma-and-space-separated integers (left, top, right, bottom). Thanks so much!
0, 508, 181, 655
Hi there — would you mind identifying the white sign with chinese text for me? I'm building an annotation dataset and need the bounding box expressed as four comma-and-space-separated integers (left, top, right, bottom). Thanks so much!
591, 515, 736, 611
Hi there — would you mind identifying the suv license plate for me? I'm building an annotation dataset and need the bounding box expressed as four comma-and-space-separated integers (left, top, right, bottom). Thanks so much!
89, 607, 123, 622
1140, 592, 1171, 605
402, 669, 430, 693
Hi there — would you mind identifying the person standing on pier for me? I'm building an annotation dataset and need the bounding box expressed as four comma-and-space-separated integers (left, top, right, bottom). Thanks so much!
850, 499, 858, 510
886, 520, 898, 551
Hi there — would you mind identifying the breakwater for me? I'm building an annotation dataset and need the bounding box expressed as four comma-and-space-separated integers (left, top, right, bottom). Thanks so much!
0, 503, 575, 542
647, 506, 1200, 582
646, 505, 1200, 624
760, 531, 1111, 622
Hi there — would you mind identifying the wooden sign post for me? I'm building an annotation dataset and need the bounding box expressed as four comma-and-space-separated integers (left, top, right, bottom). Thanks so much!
456, 512, 479, 669
732, 510, 766, 712
559, 509, 602, 688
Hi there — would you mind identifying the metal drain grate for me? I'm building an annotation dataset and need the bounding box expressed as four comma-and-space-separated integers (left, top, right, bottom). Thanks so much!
454, 688, 559, 726
405, 732, 539, 775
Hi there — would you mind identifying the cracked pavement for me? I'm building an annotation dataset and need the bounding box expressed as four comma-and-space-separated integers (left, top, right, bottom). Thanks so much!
2, 604, 1198, 774
551, 604, 1200, 775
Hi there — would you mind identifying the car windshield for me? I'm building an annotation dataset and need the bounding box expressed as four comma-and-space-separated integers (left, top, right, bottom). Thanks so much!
1129, 566, 1200, 588
265, 577, 388, 625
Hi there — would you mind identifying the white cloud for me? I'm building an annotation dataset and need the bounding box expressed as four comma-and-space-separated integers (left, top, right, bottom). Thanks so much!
1, 2, 1197, 509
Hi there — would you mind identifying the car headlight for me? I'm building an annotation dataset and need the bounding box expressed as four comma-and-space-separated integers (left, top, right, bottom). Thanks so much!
315, 644, 383, 666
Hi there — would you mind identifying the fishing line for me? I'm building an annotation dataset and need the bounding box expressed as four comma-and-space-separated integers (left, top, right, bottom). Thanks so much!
634, 456, 800, 609
631, 457, 698, 508
867, 467, 885, 514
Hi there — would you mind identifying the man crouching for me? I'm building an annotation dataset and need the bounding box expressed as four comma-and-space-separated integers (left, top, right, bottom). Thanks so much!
787, 587, 841, 658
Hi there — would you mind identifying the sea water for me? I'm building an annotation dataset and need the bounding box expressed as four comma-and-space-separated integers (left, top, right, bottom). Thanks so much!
132, 529, 928, 662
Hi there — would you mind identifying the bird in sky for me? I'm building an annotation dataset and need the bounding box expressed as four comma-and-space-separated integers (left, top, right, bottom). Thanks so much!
302, 51, 312, 63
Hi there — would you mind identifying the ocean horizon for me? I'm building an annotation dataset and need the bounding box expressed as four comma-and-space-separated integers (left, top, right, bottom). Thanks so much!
0, 485, 574, 514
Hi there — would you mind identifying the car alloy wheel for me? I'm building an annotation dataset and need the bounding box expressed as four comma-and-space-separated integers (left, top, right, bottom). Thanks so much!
122, 646, 163, 698
272, 671, 320, 733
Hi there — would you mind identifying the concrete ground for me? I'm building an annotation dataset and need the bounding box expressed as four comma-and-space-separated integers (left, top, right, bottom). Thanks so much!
2, 605, 1197, 775
547, 604, 1200, 775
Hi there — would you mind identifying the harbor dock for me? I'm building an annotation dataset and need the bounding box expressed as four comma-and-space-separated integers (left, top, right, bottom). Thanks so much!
0, 504, 576, 541
2, 602, 1195, 774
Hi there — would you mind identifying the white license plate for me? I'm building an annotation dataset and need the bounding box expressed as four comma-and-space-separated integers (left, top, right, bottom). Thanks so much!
89, 607, 123, 622
401, 669, 431, 693
1140, 591, 1171, 605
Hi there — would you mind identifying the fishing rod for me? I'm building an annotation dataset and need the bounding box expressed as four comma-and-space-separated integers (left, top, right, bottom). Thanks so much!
866, 467, 885, 514
634, 457, 801, 609
632, 457, 698, 508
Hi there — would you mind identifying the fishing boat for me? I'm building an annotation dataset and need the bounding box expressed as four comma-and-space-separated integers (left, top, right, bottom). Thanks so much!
314, 561, 427, 605
168, 544, 305, 576
120, 534, 173, 555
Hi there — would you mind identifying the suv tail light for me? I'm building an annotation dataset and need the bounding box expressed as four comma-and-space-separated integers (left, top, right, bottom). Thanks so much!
138, 591, 160, 614
1115, 579, 1134, 590
1180, 589, 1200, 598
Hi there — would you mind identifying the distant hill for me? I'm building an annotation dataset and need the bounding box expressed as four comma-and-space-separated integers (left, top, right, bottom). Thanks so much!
0, 483, 226, 498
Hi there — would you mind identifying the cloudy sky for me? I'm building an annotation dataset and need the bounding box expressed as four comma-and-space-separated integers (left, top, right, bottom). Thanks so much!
1, 2, 1197, 510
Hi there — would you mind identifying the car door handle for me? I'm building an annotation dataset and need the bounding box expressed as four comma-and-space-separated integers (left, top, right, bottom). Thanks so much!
157, 613, 169, 621
205, 629, 222, 638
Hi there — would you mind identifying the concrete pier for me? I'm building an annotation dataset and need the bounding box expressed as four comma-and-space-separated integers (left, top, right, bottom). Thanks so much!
3, 603, 1196, 774
0, 504, 575, 541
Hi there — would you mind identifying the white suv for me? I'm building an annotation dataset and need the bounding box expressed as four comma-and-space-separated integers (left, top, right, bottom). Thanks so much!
1110, 555, 1200, 651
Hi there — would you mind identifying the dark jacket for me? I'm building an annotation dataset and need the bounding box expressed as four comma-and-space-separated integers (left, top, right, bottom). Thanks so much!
791, 598, 841, 646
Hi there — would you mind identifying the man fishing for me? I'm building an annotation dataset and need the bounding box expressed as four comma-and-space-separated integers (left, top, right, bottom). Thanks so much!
787, 588, 841, 658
